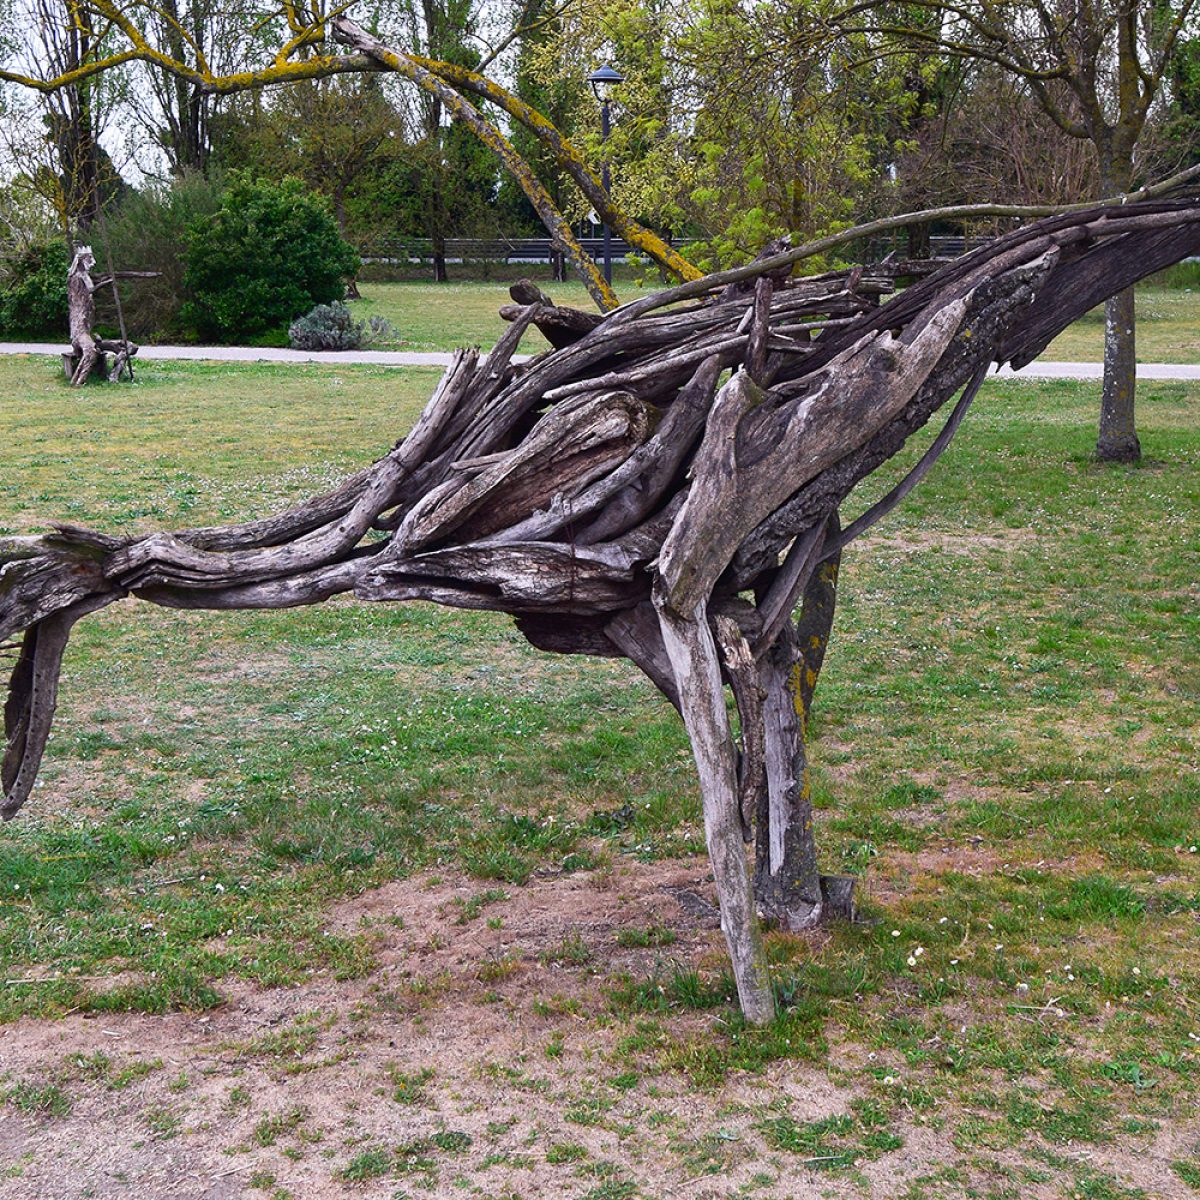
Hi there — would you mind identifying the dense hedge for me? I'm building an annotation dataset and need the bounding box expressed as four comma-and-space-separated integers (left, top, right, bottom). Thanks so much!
182, 174, 359, 342
0, 241, 70, 337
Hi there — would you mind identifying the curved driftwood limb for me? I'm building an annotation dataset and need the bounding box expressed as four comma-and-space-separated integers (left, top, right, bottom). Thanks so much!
0, 540, 114, 643
727, 250, 1064, 588
820, 365, 988, 563
753, 518, 830, 658
604, 603, 681, 713
6, 199, 1200, 1019
575, 361, 722, 545
713, 612, 766, 841
659, 293, 972, 618
2, 592, 123, 820
794, 513, 842, 722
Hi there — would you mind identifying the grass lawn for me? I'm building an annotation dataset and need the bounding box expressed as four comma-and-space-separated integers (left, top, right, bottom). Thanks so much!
353, 275, 629, 353
1044, 287, 1200, 363
1, 355, 1199, 1198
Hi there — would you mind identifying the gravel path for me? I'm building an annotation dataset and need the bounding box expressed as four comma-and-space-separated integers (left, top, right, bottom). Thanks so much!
4, 340, 1200, 379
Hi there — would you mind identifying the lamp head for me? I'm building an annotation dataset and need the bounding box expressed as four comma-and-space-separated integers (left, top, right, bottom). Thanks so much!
587, 64, 625, 102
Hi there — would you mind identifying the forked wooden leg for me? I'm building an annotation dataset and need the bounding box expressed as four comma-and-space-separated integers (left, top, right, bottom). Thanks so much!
654, 596, 775, 1025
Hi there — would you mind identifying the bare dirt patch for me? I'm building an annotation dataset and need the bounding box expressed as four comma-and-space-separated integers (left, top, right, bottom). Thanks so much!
325, 858, 721, 1009
0, 859, 1187, 1199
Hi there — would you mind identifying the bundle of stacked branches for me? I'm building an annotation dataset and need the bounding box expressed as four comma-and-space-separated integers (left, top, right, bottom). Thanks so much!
4, 198, 1200, 1024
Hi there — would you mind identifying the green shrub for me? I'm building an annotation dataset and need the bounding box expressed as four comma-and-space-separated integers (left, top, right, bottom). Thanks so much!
287, 301, 394, 351
0, 241, 70, 337
181, 174, 359, 342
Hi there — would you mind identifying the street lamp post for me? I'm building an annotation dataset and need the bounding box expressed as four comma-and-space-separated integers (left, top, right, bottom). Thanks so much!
587, 64, 625, 286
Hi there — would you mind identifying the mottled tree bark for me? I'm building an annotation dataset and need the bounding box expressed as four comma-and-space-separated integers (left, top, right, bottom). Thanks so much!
1099, 284, 1140, 462
1097, 157, 1140, 462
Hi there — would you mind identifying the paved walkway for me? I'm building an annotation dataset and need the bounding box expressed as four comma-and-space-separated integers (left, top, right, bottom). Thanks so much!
0, 342, 459, 368
5, 341, 1200, 380
993, 361, 1200, 380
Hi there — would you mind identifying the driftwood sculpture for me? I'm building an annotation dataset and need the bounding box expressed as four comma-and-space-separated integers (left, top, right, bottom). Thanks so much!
5, 199, 1200, 1023
65, 245, 148, 386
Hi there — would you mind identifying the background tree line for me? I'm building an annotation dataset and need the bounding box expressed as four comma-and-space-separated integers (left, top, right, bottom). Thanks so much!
2, 0, 1200, 452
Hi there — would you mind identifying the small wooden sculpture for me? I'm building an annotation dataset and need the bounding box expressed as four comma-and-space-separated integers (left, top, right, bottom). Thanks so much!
65, 244, 142, 386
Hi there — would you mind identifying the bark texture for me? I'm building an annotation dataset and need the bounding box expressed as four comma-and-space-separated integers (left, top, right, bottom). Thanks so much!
6, 200, 1200, 1022
1099, 285, 1141, 462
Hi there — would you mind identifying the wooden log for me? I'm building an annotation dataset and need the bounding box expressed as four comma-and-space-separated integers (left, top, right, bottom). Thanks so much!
792, 513, 841, 720
746, 276, 773, 385
491, 354, 721, 547
654, 596, 776, 1024
358, 541, 647, 613
393, 391, 656, 552
500, 280, 603, 349
729, 252, 1060, 586
752, 518, 829, 656
754, 621, 823, 930
605, 602, 682, 712
658, 294, 970, 619
574, 355, 722, 545
0, 545, 115, 642
2, 593, 119, 819
713, 612, 765, 839
514, 613, 624, 658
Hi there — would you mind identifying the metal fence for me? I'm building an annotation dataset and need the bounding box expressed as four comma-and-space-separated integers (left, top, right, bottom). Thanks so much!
356, 235, 708, 266
357, 232, 992, 270
358, 236, 641, 265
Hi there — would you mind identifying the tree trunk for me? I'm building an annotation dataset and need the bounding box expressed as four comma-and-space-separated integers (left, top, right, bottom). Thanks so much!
433, 244, 449, 283
1098, 284, 1140, 461
907, 221, 931, 259
1098, 157, 1140, 462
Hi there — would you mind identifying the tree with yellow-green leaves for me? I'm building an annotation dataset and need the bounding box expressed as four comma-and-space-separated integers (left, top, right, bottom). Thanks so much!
521, 0, 934, 270
0, 0, 703, 308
